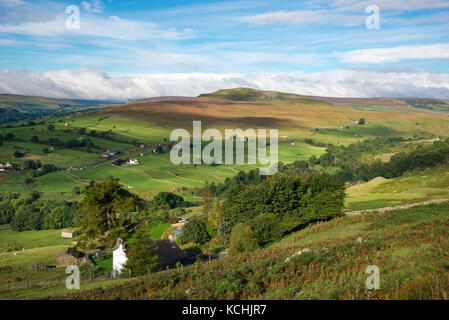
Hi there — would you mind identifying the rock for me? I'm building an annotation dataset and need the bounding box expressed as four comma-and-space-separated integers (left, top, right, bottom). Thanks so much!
322, 247, 329, 253
284, 248, 312, 263
27, 262, 47, 270
0, 266, 14, 273
56, 247, 94, 268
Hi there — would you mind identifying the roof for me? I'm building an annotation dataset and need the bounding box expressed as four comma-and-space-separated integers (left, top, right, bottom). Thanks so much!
153, 239, 191, 269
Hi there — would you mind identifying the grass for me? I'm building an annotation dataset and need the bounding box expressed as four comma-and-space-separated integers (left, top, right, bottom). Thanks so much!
0, 225, 74, 250
0, 245, 69, 268
92, 254, 113, 275
146, 220, 171, 240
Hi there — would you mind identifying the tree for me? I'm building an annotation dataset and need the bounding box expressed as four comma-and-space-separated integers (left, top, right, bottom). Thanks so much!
5, 133, 14, 140
47, 124, 55, 131
124, 226, 159, 275
30, 136, 39, 143
13, 151, 24, 158
181, 217, 211, 244
201, 181, 213, 216
155, 145, 163, 154
152, 192, 186, 209
77, 179, 142, 245
358, 118, 366, 125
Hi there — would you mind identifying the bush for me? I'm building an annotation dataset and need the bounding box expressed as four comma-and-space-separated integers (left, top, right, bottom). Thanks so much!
229, 223, 260, 255
13, 150, 24, 158
1, 241, 23, 252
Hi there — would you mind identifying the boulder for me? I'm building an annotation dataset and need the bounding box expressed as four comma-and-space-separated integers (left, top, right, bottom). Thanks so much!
56, 247, 94, 268
0, 266, 14, 273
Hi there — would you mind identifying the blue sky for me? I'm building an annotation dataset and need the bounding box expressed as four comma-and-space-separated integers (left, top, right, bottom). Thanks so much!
1, 0, 449, 99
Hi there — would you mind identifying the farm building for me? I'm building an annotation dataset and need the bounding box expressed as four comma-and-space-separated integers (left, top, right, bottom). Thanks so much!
61, 230, 79, 238
68, 166, 86, 171
102, 150, 121, 158
0, 163, 8, 173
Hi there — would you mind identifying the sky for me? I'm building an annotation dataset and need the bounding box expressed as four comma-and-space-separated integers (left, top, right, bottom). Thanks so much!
0, 0, 449, 100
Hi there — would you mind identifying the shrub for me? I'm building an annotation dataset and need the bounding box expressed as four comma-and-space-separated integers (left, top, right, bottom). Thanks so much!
1, 241, 23, 252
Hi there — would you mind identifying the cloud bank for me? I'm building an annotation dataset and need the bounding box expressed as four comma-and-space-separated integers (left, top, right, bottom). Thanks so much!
1, 67, 449, 100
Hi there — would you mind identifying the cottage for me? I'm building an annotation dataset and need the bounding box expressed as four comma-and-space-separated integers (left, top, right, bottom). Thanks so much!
128, 158, 139, 166
113, 239, 128, 277
61, 229, 78, 238
112, 238, 193, 275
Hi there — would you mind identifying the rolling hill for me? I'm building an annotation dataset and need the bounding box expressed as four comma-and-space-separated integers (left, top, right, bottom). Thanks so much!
0, 94, 119, 124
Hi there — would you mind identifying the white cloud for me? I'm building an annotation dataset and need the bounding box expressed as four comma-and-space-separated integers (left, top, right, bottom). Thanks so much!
240, 10, 362, 26
1, 67, 449, 100
331, 0, 449, 12
81, 1, 105, 14
240, 0, 449, 26
0, 14, 193, 40
339, 43, 449, 64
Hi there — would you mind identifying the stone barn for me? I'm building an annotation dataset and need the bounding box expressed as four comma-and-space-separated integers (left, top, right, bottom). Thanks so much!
61, 230, 78, 238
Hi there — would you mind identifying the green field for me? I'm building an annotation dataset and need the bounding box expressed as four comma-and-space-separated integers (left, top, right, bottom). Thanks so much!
346, 163, 449, 211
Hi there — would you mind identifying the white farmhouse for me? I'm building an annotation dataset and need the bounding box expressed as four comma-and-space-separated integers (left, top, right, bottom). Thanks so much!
128, 158, 139, 165
112, 239, 128, 277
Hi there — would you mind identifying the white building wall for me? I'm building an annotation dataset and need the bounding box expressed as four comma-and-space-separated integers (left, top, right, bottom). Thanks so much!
112, 244, 128, 277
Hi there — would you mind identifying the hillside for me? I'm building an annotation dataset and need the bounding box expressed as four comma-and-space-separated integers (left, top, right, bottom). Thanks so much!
95, 88, 449, 143
0, 94, 117, 124
53, 202, 449, 300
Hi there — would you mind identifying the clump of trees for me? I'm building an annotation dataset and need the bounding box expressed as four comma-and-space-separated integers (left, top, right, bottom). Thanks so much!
224, 173, 345, 254
150, 192, 193, 210
179, 173, 345, 255
0, 193, 78, 231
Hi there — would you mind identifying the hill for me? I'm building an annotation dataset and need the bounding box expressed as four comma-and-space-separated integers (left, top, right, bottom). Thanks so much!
94, 88, 449, 143
0, 94, 118, 124
2, 88, 449, 200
